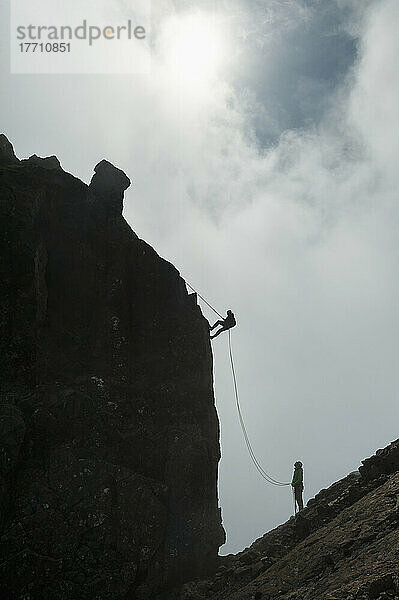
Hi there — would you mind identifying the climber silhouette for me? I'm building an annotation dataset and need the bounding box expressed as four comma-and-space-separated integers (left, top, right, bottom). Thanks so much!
291, 461, 304, 512
210, 310, 236, 339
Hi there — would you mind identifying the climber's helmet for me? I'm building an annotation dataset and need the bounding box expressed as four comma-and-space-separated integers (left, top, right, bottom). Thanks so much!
294, 461, 303, 468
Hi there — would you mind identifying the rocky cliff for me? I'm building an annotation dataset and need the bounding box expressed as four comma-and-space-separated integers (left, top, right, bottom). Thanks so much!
175, 439, 399, 600
0, 135, 225, 600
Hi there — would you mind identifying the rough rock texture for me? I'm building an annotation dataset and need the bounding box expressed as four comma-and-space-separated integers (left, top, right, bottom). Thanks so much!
173, 440, 399, 600
0, 136, 224, 599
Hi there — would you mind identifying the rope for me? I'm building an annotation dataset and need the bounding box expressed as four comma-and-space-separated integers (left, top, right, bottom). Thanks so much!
228, 331, 290, 487
186, 282, 224, 319
185, 279, 290, 487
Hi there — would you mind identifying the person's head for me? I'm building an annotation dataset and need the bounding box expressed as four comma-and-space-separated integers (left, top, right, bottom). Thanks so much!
294, 461, 303, 469
227, 309, 233, 315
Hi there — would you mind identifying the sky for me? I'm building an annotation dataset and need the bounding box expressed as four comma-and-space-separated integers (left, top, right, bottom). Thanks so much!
1, 0, 399, 554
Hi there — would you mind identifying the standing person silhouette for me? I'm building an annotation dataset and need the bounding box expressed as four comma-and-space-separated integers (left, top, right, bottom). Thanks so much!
292, 461, 304, 512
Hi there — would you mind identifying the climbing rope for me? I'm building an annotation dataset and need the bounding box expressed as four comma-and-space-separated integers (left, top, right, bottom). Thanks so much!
228, 330, 290, 487
185, 281, 290, 487
186, 282, 224, 319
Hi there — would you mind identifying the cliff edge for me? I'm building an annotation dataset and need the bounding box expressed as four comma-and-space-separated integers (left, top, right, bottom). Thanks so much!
0, 135, 225, 600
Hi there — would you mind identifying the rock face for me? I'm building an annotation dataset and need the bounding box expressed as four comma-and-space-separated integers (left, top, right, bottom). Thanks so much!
0, 133, 18, 164
175, 440, 399, 600
0, 136, 224, 599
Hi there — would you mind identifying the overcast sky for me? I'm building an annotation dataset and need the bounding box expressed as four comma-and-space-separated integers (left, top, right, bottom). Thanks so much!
1, 0, 399, 554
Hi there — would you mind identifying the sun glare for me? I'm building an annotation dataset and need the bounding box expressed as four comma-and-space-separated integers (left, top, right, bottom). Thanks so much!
162, 12, 227, 96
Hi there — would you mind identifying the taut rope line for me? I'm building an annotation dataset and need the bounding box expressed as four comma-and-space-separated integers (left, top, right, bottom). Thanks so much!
186, 281, 224, 319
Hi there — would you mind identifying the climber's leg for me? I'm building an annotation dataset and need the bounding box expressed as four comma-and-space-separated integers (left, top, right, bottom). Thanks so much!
210, 326, 227, 339
210, 320, 224, 331
295, 488, 304, 511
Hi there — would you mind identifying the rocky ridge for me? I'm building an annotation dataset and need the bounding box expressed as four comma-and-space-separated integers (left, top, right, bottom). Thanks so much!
172, 440, 399, 600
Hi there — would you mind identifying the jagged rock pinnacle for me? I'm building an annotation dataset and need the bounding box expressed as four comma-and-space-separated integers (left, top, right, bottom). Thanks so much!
0, 134, 19, 164
89, 159, 131, 216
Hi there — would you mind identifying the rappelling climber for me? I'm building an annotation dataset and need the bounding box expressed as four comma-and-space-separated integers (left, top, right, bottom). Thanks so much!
210, 310, 236, 339
291, 461, 304, 512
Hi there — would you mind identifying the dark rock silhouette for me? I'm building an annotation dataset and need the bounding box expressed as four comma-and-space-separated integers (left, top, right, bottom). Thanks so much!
359, 439, 399, 481
174, 440, 399, 600
3, 133, 399, 600
0, 135, 224, 599
89, 159, 131, 217
23, 154, 62, 170
0, 134, 19, 164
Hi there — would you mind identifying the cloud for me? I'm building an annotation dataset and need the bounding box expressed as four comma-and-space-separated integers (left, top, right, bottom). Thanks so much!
134, 0, 399, 551
1, 0, 399, 553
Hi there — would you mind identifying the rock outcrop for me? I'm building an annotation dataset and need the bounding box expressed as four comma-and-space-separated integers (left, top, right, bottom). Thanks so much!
174, 440, 399, 600
0, 136, 224, 599
3, 133, 398, 600
0, 133, 19, 164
